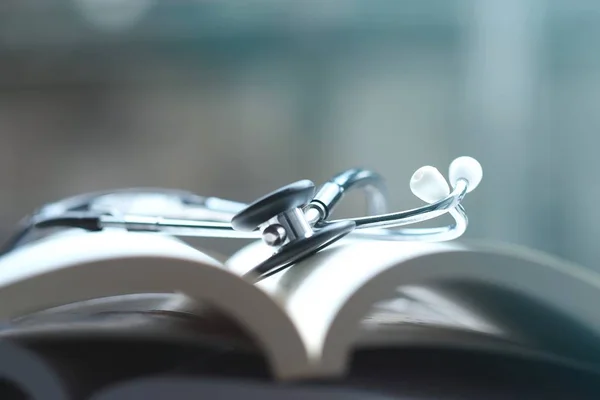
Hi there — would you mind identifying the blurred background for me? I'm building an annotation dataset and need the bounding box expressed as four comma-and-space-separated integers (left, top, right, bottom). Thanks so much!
0, 0, 597, 268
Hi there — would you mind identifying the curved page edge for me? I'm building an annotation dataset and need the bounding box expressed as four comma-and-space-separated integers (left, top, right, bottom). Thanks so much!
279, 240, 600, 377
0, 230, 309, 380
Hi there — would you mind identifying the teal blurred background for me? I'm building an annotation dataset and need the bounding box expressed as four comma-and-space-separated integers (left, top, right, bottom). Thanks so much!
0, 0, 597, 267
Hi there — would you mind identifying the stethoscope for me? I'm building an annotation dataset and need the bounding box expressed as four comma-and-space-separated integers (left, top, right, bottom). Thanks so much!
0, 156, 482, 283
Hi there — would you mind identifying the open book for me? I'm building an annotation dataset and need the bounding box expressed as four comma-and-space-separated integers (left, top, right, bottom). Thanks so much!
0, 229, 599, 384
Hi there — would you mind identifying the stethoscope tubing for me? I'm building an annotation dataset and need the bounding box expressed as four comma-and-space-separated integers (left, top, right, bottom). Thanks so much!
0, 169, 472, 257
29, 179, 468, 241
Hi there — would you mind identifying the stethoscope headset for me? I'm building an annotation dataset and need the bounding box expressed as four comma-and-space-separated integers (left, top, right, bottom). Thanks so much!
0, 156, 482, 283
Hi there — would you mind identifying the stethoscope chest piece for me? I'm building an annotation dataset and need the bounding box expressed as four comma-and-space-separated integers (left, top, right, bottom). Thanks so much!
231, 179, 355, 282
231, 180, 316, 233
242, 220, 354, 283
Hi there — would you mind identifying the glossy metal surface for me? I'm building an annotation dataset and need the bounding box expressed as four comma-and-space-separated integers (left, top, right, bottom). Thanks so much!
100, 216, 259, 239
312, 168, 388, 218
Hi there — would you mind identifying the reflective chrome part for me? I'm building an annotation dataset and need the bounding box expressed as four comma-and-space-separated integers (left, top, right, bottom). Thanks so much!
278, 208, 313, 241
311, 182, 342, 218
262, 224, 287, 247
99, 216, 260, 239
303, 203, 325, 226
310, 168, 388, 219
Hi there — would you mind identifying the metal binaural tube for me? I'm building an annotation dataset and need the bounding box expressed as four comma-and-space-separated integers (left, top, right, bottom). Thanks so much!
349, 204, 468, 242
99, 215, 260, 239
310, 168, 388, 221
328, 179, 468, 230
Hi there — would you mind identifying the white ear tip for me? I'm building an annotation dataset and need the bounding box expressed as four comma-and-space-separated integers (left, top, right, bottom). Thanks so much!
410, 166, 450, 204
449, 156, 482, 192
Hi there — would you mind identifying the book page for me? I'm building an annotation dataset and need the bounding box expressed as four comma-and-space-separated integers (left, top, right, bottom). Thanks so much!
229, 238, 600, 378
227, 240, 464, 373
364, 286, 504, 334
365, 295, 489, 331
0, 230, 310, 380
356, 288, 519, 351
